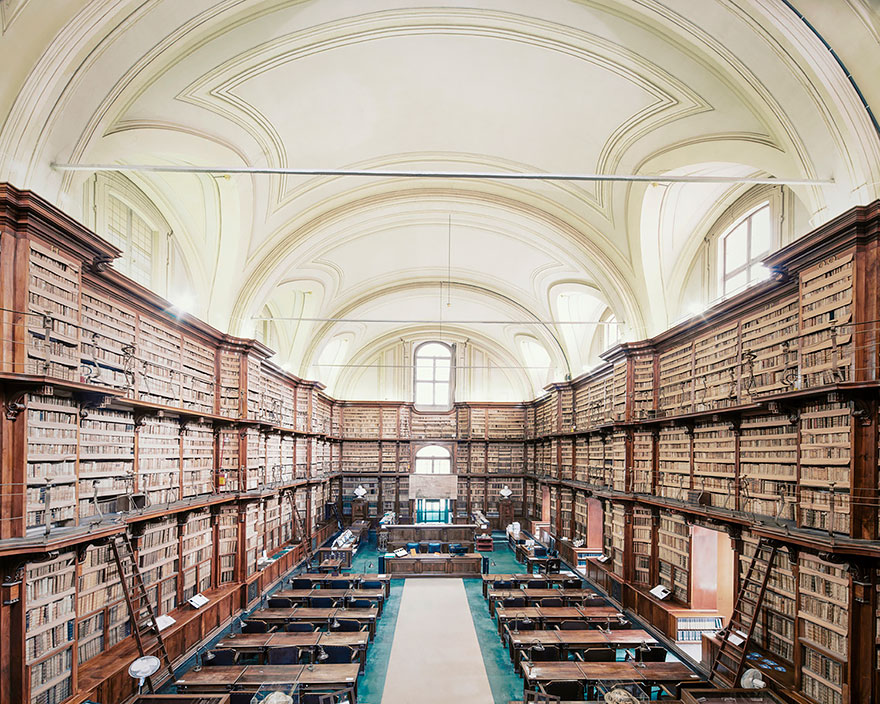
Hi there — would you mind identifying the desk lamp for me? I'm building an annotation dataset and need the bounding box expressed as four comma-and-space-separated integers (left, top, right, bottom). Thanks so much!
128, 655, 160, 694
307, 645, 329, 671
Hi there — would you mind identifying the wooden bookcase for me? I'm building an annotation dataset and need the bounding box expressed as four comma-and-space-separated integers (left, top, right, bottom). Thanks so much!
0, 185, 343, 704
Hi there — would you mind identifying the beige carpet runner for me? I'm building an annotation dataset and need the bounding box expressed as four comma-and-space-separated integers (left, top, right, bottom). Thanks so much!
381, 578, 494, 703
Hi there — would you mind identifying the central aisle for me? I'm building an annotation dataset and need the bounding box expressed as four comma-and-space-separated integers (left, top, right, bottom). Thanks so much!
381, 579, 494, 704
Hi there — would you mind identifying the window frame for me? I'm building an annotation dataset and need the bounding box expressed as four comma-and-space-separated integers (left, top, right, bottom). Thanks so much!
718, 202, 772, 298
412, 341, 455, 412
87, 172, 171, 291
414, 445, 452, 474
706, 186, 788, 303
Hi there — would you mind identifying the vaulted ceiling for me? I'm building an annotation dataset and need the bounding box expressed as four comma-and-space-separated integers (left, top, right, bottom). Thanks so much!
1, 0, 879, 399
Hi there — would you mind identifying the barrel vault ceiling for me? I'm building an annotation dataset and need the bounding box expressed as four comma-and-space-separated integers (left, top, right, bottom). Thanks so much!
1, 0, 879, 399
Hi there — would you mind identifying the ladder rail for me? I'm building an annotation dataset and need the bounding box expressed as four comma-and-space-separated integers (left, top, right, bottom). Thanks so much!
292, 501, 314, 566
710, 539, 779, 686
110, 533, 177, 690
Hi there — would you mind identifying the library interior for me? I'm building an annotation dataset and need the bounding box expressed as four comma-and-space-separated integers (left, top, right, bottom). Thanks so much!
1, 2, 879, 704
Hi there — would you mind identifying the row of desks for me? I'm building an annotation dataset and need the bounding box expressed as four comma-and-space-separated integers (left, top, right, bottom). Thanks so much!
176, 664, 360, 694
486, 588, 605, 615
521, 660, 701, 692
495, 606, 623, 635
272, 589, 385, 613
250, 607, 379, 638
292, 573, 391, 597
506, 629, 656, 666
481, 573, 574, 597
215, 632, 370, 669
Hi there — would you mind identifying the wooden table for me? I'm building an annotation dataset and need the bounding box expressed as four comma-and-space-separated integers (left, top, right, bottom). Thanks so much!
251, 606, 379, 638
383, 552, 483, 577
520, 660, 701, 697
525, 555, 561, 573
319, 558, 343, 574
481, 574, 573, 597
317, 546, 354, 569
296, 573, 391, 597
273, 588, 385, 613
215, 631, 369, 669
506, 629, 657, 664
175, 663, 359, 695
496, 606, 623, 635
487, 588, 605, 615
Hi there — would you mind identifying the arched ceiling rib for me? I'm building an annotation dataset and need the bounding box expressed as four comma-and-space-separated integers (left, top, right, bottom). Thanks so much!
0, 0, 878, 400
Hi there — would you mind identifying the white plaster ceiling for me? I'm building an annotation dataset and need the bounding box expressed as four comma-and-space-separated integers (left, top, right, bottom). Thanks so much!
1, 0, 879, 399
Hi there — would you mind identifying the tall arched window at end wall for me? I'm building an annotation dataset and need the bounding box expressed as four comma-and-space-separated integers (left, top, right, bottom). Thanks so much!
414, 445, 451, 474
413, 341, 454, 411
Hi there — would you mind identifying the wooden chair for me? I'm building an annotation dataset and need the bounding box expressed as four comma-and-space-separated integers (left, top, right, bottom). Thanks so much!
242, 619, 269, 634
287, 621, 316, 632
322, 645, 355, 663
630, 645, 667, 662
556, 620, 589, 630
574, 647, 616, 662
268, 597, 292, 608
204, 648, 237, 666
310, 596, 338, 608
267, 645, 301, 664
331, 619, 368, 633
523, 688, 560, 703
540, 680, 583, 700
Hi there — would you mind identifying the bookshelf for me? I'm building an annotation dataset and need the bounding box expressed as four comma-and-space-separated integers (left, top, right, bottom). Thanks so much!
632, 507, 653, 586
740, 296, 799, 396
26, 393, 79, 531
78, 406, 135, 520
799, 252, 853, 389
246, 354, 262, 420
218, 347, 241, 417
631, 353, 655, 419
26, 241, 81, 381
137, 416, 181, 505
658, 427, 690, 501
632, 431, 654, 494
77, 543, 128, 665
657, 514, 689, 603
138, 517, 179, 616
180, 509, 212, 601
588, 435, 609, 488
799, 399, 851, 534
611, 361, 627, 421
739, 414, 797, 520
181, 420, 213, 498
740, 533, 796, 664
692, 422, 736, 509
181, 336, 215, 414
693, 323, 739, 411
610, 503, 626, 576
658, 342, 693, 416
609, 431, 626, 491
25, 551, 76, 704
79, 287, 137, 392
216, 505, 238, 584
798, 554, 848, 704
137, 317, 182, 407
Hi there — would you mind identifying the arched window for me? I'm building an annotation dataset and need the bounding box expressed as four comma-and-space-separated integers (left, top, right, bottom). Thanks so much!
718, 202, 772, 297
413, 341, 454, 410
414, 445, 451, 474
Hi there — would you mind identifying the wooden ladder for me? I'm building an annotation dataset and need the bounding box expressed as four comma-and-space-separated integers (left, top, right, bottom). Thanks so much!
710, 538, 779, 687
109, 532, 176, 691
292, 502, 314, 568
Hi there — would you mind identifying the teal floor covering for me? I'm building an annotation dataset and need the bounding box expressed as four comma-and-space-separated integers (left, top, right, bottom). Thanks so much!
159, 530, 680, 703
